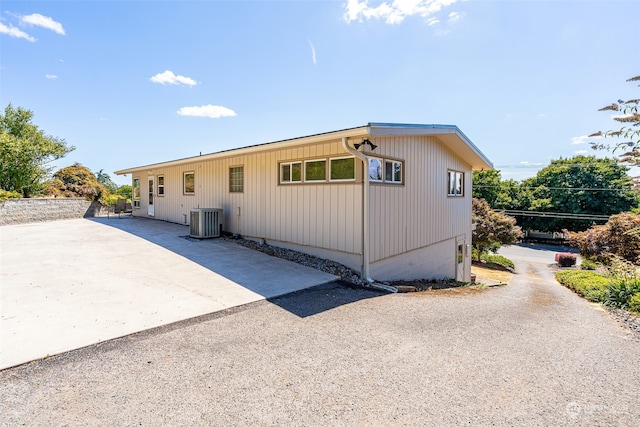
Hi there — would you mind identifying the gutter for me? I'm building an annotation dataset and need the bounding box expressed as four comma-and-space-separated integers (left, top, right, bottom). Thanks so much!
341, 137, 373, 283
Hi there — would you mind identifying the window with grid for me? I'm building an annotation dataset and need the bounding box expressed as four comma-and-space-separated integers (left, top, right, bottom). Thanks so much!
157, 175, 164, 196
229, 166, 244, 193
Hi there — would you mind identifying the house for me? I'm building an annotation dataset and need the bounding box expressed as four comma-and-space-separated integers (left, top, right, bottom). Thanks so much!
115, 123, 492, 282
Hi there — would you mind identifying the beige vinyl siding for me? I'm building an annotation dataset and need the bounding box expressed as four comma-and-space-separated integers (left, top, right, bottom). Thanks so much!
368, 135, 472, 264
131, 139, 363, 256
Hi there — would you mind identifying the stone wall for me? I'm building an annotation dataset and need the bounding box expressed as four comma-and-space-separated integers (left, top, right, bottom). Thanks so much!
0, 198, 106, 226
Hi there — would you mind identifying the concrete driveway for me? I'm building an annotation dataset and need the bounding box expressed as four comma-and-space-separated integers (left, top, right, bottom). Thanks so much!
0, 217, 337, 370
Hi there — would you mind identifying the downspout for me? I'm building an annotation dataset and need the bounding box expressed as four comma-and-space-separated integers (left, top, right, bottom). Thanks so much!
342, 137, 373, 283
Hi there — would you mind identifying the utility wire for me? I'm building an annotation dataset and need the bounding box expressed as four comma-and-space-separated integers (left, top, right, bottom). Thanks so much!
476, 185, 632, 192
497, 210, 610, 221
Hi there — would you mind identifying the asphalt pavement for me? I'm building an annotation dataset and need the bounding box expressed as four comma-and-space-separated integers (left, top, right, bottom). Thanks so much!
1, 244, 638, 426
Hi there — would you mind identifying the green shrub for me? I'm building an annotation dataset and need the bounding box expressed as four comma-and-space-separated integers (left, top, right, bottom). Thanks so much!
556, 270, 610, 303
605, 279, 640, 309
629, 293, 640, 314
103, 194, 121, 206
481, 254, 515, 271
580, 259, 598, 270
0, 189, 22, 202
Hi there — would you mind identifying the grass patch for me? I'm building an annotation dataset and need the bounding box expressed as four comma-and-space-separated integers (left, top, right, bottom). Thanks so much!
471, 264, 512, 285
555, 270, 610, 303
473, 253, 515, 271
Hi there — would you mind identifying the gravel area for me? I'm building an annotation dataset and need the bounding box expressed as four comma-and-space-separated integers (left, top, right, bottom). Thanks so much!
609, 308, 640, 341
223, 236, 368, 285
2, 264, 639, 426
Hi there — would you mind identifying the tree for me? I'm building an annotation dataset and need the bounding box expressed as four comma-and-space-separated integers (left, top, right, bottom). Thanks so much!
116, 185, 132, 200
96, 169, 118, 193
517, 155, 638, 232
0, 104, 74, 197
472, 198, 523, 262
567, 212, 640, 264
472, 170, 522, 210
44, 163, 108, 202
590, 75, 640, 165
472, 170, 502, 206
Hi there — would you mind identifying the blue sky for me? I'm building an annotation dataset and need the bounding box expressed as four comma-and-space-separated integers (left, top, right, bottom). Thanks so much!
1, 0, 638, 185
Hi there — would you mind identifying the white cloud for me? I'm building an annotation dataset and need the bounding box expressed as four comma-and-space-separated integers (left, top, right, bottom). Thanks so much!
177, 105, 237, 119
519, 161, 544, 166
574, 150, 588, 155
45, 74, 58, 79
570, 135, 597, 145
309, 41, 317, 65
426, 17, 439, 26
344, 0, 459, 25
20, 13, 65, 35
150, 70, 197, 86
447, 11, 462, 23
0, 22, 36, 42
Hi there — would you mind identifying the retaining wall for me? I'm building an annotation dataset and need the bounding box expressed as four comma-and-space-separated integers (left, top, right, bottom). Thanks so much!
0, 198, 106, 226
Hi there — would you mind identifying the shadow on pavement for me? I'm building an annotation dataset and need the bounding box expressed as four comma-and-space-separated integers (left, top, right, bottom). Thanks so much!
513, 242, 578, 253
87, 216, 382, 318
267, 281, 388, 318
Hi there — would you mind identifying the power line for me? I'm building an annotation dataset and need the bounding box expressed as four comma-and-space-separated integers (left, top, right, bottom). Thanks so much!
497, 210, 610, 221
476, 185, 632, 192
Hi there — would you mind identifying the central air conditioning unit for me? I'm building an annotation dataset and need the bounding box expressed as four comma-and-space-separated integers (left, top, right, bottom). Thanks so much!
189, 208, 223, 239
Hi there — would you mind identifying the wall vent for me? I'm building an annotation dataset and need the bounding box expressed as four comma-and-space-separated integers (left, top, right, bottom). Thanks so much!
189, 208, 223, 239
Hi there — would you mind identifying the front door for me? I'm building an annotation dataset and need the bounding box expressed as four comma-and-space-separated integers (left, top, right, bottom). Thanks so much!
456, 240, 465, 282
148, 176, 154, 217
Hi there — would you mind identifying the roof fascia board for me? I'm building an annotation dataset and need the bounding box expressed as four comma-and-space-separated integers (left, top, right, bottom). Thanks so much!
368, 123, 493, 170
115, 126, 369, 175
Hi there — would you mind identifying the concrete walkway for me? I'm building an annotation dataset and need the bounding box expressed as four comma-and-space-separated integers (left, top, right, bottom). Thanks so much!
0, 217, 337, 370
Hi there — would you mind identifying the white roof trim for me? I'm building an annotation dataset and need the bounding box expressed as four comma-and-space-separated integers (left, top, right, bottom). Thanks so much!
115, 123, 493, 175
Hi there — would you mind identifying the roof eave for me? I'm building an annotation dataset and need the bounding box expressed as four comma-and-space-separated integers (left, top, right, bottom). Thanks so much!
115, 126, 370, 175
367, 123, 493, 171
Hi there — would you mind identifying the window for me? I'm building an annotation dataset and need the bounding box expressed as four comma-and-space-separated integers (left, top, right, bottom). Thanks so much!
305, 159, 326, 182
280, 162, 302, 184
368, 158, 383, 182
184, 171, 195, 194
133, 178, 140, 208
330, 157, 355, 181
229, 166, 244, 193
448, 170, 464, 196
385, 160, 403, 184
157, 175, 164, 196
458, 244, 464, 264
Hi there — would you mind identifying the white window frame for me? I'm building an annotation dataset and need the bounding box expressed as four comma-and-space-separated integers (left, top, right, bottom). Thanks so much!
384, 160, 403, 184
280, 161, 302, 184
329, 156, 356, 182
304, 159, 327, 182
157, 175, 164, 196
132, 177, 140, 208
368, 157, 383, 182
448, 170, 464, 197
184, 171, 195, 195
